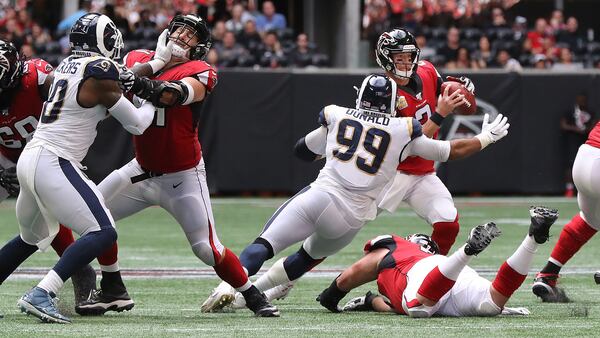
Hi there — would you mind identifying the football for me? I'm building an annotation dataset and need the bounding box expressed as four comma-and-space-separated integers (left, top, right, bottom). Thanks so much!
441, 80, 477, 115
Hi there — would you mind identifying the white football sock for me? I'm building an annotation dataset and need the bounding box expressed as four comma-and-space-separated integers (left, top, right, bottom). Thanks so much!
439, 244, 473, 280
100, 262, 119, 273
506, 235, 538, 275
254, 257, 291, 292
37, 270, 64, 295
235, 280, 252, 292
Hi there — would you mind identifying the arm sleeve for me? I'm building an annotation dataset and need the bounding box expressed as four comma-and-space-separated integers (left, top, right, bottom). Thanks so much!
402, 135, 451, 162
108, 95, 155, 135
294, 126, 327, 161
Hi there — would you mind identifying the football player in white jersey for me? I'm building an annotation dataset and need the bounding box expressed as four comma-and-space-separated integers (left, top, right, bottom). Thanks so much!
201, 74, 510, 313
0, 13, 178, 324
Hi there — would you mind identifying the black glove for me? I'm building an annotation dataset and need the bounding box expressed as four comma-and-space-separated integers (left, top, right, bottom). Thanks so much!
130, 77, 187, 108
0, 166, 19, 197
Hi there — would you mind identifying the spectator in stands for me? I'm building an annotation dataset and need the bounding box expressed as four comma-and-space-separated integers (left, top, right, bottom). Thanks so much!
255, 1, 287, 34
226, 3, 247, 34
206, 48, 219, 67
526, 18, 555, 55
560, 93, 595, 197
289, 33, 315, 68
214, 30, 249, 67
492, 49, 522, 72
549, 9, 565, 34
533, 54, 550, 69
212, 20, 227, 44
258, 30, 286, 68
440, 26, 461, 68
414, 31, 436, 61
471, 36, 494, 69
557, 17, 583, 52
237, 18, 262, 55
29, 23, 52, 53
490, 7, 509, 29
20, 43, 33, 59
552, 48, 583, 71
446, 47, 474, 69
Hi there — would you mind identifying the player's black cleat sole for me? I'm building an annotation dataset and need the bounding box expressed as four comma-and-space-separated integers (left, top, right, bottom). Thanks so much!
594, 272, 600, 284
464, 222, 501, 256
75, 289, 134, 316
529, 206, 559, 244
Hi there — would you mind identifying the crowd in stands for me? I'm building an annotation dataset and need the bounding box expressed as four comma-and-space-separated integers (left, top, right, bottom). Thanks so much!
1, 0, 599, 70
0, 0, 329, 69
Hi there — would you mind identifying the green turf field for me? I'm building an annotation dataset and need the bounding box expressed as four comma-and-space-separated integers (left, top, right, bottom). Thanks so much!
1, 197, 600, 337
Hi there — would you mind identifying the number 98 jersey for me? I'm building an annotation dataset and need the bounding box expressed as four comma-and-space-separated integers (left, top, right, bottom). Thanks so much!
312, 104, 422, 221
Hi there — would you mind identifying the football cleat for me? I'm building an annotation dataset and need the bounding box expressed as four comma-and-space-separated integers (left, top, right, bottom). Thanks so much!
316, 290, 342, 313
532, 273, 570, 303
200, 281, 236, 313
242, 285, 280, 317
594, 271, 600, 284
464, 222, 501, 256
71, 264, 97, 306
18, 287, 71, 324
529, 206, 559, 244
75, 289, 135, 316
265, 281, 295, 301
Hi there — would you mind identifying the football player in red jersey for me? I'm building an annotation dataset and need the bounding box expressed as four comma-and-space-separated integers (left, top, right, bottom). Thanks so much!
317, 206, 558, 317
0, 40, 96, 308
533, 122, 600, 302
375, 28, 476, 255
75, 14, 279, 317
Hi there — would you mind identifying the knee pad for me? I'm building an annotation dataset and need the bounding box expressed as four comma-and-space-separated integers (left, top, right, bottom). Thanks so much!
476, 299, 502, 316
191, 241, 218, 266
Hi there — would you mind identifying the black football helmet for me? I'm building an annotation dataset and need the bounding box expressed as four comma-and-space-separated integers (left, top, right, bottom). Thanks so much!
376, 28, 420, 79
69, 13, 124, 60
0, 40, 23, 90
168, 14, 212, 60
405, 233, 440, 255
355, 74, 397, 116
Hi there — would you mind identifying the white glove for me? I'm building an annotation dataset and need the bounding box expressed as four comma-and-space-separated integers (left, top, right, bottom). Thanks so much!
118, 64, 136, 92
148, 29, 174, 73
501, 307, 530, 315
475, 113, 510, 149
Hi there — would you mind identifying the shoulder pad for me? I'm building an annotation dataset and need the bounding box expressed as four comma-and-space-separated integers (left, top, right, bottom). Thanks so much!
407, 117, 422, 139
83, 58, 119, 81
124, 49, 154, 68
363, 235, 396, 253
318, 105, 338, 127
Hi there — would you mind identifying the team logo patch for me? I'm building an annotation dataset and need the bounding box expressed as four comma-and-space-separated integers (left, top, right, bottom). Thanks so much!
94, 60, 112, 72
396, 96, 408, 110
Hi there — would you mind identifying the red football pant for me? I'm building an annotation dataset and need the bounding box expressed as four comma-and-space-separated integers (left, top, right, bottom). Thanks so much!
431, 215, 460, 255
50, 224, 75, 256
417, 266, 456, 302
492, 262, 526, 298
213, 248, 249, 289
550, 214, 597, 266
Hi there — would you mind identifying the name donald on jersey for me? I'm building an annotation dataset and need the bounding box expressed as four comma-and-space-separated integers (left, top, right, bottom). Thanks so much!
345, 109, 390, 126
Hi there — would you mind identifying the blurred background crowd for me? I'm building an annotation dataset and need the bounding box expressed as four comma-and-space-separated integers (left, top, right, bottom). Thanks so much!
1, 0, 599, 70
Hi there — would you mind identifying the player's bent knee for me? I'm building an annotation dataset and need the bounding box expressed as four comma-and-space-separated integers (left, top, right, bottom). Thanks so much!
191, 241, 217, 266
476, 299, 502, 317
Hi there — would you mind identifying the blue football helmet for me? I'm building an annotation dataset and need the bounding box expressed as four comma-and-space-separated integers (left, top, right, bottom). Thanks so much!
69, 13, 124, 60
405, 233, 440, 255
355, 74, 397, 116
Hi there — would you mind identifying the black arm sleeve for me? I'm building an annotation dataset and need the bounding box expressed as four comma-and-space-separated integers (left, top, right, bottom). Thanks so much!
294, 137, 320, 162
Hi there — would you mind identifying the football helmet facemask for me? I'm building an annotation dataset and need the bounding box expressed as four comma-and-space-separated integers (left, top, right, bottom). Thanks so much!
405, 233, 440, 255
69, 13, 124, 60
167, 14, 212, 61
0, 40, 23, 90
355, 74, 397, 116
376, 28, 420, 79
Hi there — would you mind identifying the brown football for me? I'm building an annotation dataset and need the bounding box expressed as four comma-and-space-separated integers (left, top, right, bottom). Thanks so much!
441, 81, 477, 115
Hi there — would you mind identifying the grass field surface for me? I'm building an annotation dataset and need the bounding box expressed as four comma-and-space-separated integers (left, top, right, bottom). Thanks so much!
1, 197, 600, 337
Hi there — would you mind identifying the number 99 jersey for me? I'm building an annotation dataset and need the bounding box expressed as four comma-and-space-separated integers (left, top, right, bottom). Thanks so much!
311, 104, 422, 221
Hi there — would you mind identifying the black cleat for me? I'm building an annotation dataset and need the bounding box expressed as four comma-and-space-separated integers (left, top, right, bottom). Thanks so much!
75, 289, 134, 316
532, 273, 570, 303
71, 264, 97, 306
529, 206, 559, 244
242, 286, 280, 317
595, 272, 600, 284
464, 222, 501, 256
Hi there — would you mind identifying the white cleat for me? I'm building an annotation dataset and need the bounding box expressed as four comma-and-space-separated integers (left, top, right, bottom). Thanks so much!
200, 282, 235, 313
265, 281, 295, 301
231, 292, 246, 309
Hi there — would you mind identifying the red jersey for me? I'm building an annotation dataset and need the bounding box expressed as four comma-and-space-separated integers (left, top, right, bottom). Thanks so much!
124, 50, 218, 173
364, 235, 431, 313
0, 59, 53, 163
395, 60, 442, 175
586, 122, 600, 148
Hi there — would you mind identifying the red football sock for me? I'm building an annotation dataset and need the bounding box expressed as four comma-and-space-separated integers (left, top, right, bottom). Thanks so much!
50, 224, 75, 256
213, 248, 249, 289
417, 266, 457, 302
98, 242, 119, 267
550, 214, 597, 265
492, 262, 526, 298
431, 216, 460, 255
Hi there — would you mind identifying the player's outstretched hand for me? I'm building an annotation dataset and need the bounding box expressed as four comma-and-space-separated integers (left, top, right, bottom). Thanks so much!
154, 29, 174, 64
476, 113, 510, 149
118, 65, 135, 93
446, 75, 475, 94
0, 167, 19, 197
437, 82, 466, 116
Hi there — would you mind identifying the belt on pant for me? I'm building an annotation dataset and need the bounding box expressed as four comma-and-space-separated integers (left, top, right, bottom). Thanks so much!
130, 167, 164, 184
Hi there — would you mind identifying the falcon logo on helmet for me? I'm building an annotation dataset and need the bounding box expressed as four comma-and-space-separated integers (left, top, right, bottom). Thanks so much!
356, 74, 398, 116
376, 28, 420, 79
69, 13, 124, 60
167, 14, 212, 61
405, 233, 440, 255
0, 40, 23, 90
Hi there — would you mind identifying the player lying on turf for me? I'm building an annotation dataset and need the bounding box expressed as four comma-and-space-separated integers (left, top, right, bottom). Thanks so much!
201, 73, 510, 313
317, 206, 558, 317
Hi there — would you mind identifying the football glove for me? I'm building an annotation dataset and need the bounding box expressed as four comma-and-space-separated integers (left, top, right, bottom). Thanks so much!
446, 75, 475, 95
118, 65, 136, 93
0, 166, 19, 197
154, 29, 174, 65
475, 113, 509, 149
342, 291, 377, 312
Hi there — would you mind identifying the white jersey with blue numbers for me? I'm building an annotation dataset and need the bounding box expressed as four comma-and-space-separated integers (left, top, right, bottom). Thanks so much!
26, 55, 119, 163
311, 104, 422, 221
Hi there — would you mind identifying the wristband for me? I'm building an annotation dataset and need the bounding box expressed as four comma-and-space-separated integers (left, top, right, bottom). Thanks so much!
148, 58, 166, 74
430, 112, 445, 125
